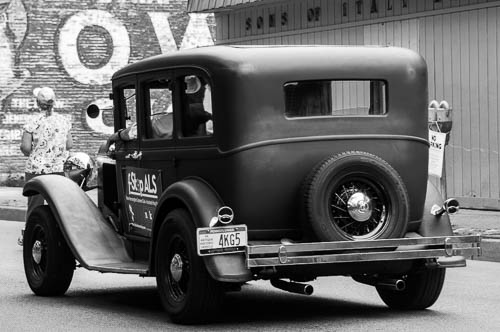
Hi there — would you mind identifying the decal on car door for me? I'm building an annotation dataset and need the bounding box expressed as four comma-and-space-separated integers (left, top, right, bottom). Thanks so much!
124, 167, 162, 237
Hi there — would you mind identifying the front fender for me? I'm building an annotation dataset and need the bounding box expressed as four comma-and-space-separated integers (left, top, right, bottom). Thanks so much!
23, 175, 131, 269
418, 180, 454, 237
152, 177, 252, 283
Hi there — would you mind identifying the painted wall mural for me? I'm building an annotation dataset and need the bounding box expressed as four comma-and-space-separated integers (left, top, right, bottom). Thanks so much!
0, 0, 214, 181
0, 0, 28, 104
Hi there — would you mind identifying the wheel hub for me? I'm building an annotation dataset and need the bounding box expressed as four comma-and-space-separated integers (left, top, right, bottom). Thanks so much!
347, 192, 372, 222
32, 240, 43, 264
170, 253, 183, 282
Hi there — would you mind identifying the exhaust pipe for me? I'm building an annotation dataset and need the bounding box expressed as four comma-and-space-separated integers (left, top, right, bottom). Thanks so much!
270, 279, 314, 296
444, 198, 460, 214
353, 276, 406, 291
376, 279, 406, 291
431, 198, 460, 216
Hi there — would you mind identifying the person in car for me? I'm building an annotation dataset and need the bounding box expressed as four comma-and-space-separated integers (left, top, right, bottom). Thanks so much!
183, 75, 212, 136
105, 75, 212, 149
102, 122, 137, 154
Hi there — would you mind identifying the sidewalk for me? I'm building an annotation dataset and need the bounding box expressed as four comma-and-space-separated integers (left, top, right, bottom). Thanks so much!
1, 186, 498, 261
0, 186, 97, 222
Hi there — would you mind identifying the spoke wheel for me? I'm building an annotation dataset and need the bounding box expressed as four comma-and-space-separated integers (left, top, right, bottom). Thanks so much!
165, 236, 190, 303
30, 227, 47, 282
23, 206, 75, 296
329, 177, 390, 240
305, 151, 409, 241
156, 209, 223, 324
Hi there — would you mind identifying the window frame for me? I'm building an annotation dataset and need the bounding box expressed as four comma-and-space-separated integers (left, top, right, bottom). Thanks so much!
283, 79, 389, 119
142, 76, 175, 141
112, 75, 140, 152
174, 68, 215, 146
114, 83, 137, 130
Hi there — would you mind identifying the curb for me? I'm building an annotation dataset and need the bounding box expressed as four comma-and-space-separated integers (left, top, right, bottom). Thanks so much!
0, 206, 25, 222
475, 237, 500, 263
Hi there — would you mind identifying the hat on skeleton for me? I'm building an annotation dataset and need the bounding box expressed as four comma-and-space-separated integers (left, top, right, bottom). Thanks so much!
184, 76, 202, 94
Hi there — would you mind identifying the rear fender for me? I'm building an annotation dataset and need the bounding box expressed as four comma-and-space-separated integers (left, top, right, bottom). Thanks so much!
151, 177, 251, 282
23, 175, 131, 269
418, 180, 453, 237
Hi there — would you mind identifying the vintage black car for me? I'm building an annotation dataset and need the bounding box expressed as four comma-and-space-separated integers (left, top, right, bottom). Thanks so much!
23, 45, 481, 324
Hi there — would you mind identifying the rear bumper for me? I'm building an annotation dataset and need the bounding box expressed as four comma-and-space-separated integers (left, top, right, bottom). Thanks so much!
246, 235, 481, 269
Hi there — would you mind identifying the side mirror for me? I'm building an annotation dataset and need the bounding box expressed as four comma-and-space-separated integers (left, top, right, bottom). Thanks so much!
87, 104, 100, 119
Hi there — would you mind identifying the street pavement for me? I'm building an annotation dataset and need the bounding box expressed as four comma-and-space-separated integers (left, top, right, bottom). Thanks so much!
2, 216, 500, 330
1, 186, 498, 261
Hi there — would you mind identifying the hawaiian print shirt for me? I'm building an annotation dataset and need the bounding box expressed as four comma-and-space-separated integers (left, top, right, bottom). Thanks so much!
23, 112, 71, 174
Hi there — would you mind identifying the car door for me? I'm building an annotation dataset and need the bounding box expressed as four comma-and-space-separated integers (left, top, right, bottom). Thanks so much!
111, 76, 144, 236
120, 71, 177, 238
172, 69, 220, 183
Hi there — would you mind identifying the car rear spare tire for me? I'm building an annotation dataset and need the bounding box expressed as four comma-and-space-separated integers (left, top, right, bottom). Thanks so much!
305, 151, 409, 241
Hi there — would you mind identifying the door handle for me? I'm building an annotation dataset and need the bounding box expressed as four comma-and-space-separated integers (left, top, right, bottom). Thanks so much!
125, 151, 142, 160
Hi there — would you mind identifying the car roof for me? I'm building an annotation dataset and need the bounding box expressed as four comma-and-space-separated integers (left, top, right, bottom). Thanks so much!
112, 45, 426, 81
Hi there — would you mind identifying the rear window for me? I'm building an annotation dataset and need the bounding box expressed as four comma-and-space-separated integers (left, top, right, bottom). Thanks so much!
284, 80, 387, 118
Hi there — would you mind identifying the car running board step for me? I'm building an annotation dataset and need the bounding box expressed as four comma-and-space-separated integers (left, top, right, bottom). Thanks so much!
83, 261, 149, 274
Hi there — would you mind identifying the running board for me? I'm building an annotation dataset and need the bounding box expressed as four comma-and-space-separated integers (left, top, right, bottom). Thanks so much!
83, 261, 149, 274
246, 235, 481, 268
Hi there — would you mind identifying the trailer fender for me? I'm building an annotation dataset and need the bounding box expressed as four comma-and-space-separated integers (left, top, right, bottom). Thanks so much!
152, 177, 252, 283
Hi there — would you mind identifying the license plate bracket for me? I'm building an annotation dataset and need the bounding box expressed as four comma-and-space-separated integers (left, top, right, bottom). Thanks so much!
197, 225, 248, 256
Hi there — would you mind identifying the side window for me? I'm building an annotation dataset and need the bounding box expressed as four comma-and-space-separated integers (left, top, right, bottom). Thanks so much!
116, 85, 138, 141
180, 75, 213, 138
121, 86, 137, 127
284, 80, 387, 118
145, 79, 173, 139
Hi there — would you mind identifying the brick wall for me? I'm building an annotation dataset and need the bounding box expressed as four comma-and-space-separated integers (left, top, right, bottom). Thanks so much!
0, 0, 215, 185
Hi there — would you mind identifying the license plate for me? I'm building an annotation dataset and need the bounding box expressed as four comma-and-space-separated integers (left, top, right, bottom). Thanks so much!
197, 225, 247, 256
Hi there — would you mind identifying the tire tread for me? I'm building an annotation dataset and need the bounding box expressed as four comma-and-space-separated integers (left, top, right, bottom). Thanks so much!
156, 208, 223, 324
377, 268, 446, 310
304, 151, 409, 241
23, 206, 75, 296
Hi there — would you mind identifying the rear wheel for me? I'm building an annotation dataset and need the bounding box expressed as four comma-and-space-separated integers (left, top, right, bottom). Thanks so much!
23, 205, 75, 296
156, 209, 223, 324
305, 151, 409, 241
377, 268, 446, 310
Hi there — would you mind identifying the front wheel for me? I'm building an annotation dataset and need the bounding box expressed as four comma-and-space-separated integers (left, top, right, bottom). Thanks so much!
377, 268, 446, 310
23, 205, 75, 296
156, 209, 223, 324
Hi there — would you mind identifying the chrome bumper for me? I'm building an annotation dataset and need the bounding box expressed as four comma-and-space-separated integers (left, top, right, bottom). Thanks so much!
246, 235, 481, 268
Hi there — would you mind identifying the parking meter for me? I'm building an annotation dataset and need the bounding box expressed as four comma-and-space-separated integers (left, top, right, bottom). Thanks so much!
428, 100, 452, 144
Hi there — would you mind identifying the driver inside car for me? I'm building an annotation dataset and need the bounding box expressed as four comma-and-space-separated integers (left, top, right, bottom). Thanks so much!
104, 75, 212, 153
103, 122, 137, 154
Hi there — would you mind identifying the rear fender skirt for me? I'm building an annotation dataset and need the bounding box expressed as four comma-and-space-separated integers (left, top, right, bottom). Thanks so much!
418, 180, 453, 237
152, 177, 252, 282
22, 175, 131, 269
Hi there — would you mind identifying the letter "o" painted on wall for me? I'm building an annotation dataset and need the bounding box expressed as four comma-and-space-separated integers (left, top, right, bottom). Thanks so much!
58, 10, 130, 85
